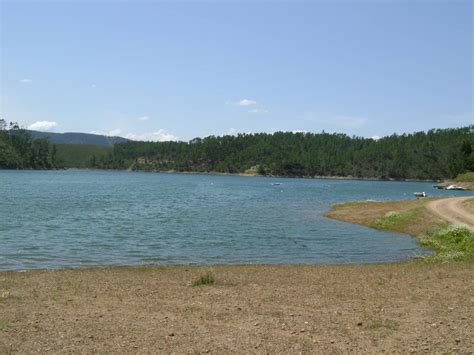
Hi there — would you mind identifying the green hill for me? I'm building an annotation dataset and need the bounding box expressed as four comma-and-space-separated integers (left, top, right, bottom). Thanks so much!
28, 131, 128, 147
91, 126, 474, 180
55, 144, 112, 168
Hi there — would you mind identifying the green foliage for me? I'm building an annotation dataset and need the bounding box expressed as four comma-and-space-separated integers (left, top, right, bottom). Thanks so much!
0, 119, 56, 169
54, 144, 112, 168
373, 210, 417, 230
418, 225, 474, 262
0, 322, 11, 330
454, 172, 474, 182
90, 126, 474, 180
192, 271, 215, 286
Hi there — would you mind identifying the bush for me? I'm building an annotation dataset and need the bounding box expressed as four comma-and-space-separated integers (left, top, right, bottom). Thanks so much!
455, 172, 474, 182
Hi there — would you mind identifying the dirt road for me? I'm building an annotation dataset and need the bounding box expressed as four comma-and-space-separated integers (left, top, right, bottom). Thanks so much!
427, 197, 474, 231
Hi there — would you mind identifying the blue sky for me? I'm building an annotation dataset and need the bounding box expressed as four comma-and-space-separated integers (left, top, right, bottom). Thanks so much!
1, 0, 472, 141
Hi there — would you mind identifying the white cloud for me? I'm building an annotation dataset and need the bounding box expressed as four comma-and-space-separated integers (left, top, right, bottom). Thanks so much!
90, 128, 177, 141
137, 116, 150, 121
90, 129, 123, 136
237, 99, 257, 106
227, 99, 258, 106
248, 108, 269, 113
19, 78, 32, 83
125, 129, 178, 142
27, 121, 58, 131
227, 128, 238, 136
107, 129, 123, 136
371, 135, 381, 140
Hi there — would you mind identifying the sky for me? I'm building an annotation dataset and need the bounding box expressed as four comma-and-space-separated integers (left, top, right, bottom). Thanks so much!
0, 0, 472, 142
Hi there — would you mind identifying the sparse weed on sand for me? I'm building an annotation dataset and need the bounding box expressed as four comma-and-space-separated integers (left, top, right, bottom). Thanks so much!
192, 271, 215, 286
0, 291, 15, 301
0, 322, 11, 330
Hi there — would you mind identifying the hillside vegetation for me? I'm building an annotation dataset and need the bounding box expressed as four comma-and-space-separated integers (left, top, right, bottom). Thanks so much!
92, 126, 474, 180
0, 120, 57, 169
455, 172, 474, 182
29, 130, 128, 147
55, 144, 111, 168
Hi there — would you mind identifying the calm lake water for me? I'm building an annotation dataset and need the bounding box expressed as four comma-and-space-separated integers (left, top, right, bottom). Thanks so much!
1, 170, 472, 270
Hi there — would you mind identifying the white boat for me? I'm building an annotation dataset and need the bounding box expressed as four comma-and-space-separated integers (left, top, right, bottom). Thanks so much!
271, 182, 283, 186
445, 185, 466, 191
414, 192, 426, 198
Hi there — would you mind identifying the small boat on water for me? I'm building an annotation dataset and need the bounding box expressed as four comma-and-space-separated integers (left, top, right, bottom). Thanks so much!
445, 185, 466, 191
272, 182, 283, 186
414, 192, 426, 198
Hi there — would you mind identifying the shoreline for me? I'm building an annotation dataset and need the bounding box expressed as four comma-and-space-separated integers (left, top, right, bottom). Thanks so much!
326, 196, 474, 262
1, 167, 442, 184
1, 263, 473, 353
2, 197, 473, 352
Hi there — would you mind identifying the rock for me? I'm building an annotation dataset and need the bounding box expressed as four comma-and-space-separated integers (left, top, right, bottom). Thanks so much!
357, 322, 363, 326
168, 332, 175, 337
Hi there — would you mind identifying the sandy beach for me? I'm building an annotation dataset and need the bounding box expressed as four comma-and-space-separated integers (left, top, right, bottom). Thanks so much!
1, 263, 473, 353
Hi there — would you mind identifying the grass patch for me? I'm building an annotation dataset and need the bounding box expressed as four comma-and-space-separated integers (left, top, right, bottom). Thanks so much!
454, 172, 474, 182
0, 322, 11, 330
326, 198, 443, 236
418, 224, 474, 263
192, 271, 215, 286
326, 198, 474, 263
373, 210, 418, 231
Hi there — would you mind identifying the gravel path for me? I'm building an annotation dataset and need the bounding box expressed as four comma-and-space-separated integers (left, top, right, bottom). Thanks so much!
427, 197, 474, 231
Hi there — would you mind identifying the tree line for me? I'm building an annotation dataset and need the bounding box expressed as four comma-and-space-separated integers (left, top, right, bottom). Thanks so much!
0, 119, 57, 169
91, 126, 474, 180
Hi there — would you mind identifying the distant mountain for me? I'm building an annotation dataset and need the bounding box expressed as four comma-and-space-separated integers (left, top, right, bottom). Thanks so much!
28, 130, 129, 147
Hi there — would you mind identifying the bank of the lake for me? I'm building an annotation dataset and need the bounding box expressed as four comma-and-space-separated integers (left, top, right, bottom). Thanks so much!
326, 197, 474, 262
1, 263, 473, 353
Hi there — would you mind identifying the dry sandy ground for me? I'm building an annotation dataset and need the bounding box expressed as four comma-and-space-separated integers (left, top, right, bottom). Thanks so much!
1, 263, 473, 353
427, 197, 474, 231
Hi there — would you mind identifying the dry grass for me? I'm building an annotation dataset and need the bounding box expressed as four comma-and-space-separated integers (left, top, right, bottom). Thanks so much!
325, 198, 445, 237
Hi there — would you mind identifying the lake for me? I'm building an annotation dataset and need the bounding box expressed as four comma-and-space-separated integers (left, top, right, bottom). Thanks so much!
1, 170, 472, 271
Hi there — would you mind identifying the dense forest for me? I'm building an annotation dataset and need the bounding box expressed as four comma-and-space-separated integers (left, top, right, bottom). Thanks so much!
1, 119, 472, 180
0, 119, 57, 169
91, 126, 474, 180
